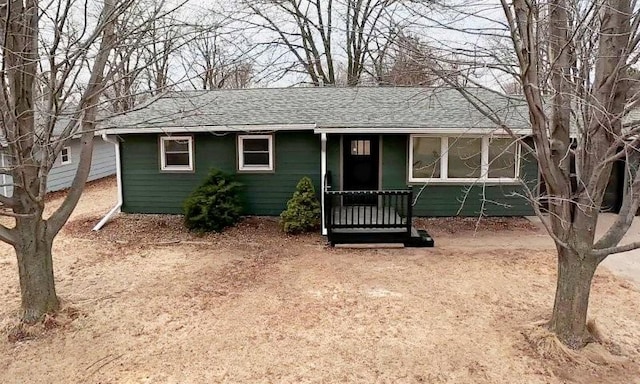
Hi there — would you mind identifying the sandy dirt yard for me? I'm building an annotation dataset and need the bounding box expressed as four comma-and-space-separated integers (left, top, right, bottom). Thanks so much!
0, 177, 639, 383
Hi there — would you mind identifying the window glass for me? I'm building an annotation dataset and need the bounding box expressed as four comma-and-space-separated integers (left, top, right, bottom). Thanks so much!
448, 137, 481, 178
165, 153, 190, 167
412, 137, 441, 179
164, 140, 189, 153
244, 152, 270, 165
488, 138, 517, 178
243, 138, 269, 153
350, 140, 371, 156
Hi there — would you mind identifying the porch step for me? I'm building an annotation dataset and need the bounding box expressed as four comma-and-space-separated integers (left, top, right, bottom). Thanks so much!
326, 227, 434, 248
404, 228, 435, 248
335, 243, 405, 249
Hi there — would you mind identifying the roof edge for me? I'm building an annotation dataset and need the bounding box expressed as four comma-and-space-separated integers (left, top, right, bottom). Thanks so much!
100, 123, 317, 135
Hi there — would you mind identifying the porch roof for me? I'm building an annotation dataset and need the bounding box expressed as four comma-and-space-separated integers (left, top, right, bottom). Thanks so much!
99, 87, 532, 134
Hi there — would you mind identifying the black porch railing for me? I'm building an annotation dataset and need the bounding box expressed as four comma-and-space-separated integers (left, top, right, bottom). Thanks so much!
324, 189, 413, 244
322, 171, 432, 247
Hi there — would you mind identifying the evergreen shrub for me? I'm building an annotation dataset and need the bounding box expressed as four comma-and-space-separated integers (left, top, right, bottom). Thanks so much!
183, 169, 243, 232
280, 177, 321, 234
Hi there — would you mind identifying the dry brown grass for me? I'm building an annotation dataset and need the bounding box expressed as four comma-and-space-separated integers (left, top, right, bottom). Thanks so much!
414, 216, 539, 235
0, 182, 638, 383
5, 305, 82, 343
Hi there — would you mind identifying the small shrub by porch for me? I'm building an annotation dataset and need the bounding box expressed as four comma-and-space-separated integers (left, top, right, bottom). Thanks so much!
280, 176, 321, 234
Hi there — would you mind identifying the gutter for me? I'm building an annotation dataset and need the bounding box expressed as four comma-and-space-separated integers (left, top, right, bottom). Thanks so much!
104, 123, 317, 135
313, 127, 533, 135
93, 133, 122, 231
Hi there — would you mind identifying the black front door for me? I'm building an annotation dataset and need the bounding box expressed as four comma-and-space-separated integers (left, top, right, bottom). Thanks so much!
343, 136, 379, 202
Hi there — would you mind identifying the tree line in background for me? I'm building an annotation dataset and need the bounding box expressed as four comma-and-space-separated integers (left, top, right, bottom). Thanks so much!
104, 0, 453, 112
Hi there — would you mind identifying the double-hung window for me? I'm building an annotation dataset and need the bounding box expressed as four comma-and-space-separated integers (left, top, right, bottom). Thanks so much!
60, 146, 72, 165
238, 134, 274, 171
409, 135, 519, 183
160, 136, 193, 171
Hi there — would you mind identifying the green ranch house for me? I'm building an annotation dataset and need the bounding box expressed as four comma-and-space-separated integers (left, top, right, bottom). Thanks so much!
93, 87, 539, 246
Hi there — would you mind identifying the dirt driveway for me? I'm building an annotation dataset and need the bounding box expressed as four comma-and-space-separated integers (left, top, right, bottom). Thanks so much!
0, 178, 639, 383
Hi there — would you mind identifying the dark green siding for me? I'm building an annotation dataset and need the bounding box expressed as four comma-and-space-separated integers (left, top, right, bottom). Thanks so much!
121, 132, 320, 215
121, 131, 537, 217
381, 135, 408, 190
381, 135, 537, 217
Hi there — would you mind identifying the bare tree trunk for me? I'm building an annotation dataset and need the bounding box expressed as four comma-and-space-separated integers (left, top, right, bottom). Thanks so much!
0, 0, 119, 323
424, 0, 640, 350
14, 214, 58, 323
548, 246, 599, 348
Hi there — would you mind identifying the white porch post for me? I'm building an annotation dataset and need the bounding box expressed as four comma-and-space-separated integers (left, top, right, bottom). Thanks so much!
321, 133, 327, 235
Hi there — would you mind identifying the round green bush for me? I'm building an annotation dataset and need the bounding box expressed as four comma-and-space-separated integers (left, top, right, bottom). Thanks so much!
280, 176, 321, 234
183, 169, 243, 232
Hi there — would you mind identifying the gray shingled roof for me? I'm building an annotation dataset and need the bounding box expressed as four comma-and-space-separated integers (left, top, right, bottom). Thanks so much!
102, 87, 532, 131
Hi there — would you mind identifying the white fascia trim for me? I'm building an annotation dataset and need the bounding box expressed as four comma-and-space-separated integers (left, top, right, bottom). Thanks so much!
100, 124, 317, 135
314, 127, 532, 135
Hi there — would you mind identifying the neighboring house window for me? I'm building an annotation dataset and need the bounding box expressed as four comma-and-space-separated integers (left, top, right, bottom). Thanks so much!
60, 146, 72, 165
409, 135, 519, 182
238, 134, 274, 171
160, 136, 193, 171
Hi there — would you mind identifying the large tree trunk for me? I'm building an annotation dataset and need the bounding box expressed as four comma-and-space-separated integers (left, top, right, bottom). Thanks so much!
14, 216, 59, 323
548, 246, 599, 349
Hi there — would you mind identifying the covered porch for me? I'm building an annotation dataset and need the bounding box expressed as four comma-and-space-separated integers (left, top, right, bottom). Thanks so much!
319, 132, 433, 247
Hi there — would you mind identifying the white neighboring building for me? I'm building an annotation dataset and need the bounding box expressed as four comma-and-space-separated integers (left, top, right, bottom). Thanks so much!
0, 136, 116, 197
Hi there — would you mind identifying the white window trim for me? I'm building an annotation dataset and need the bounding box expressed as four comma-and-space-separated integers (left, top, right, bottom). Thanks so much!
238, 134, 274, 171
60, 146, 72, 165
408, 134, 521, 184
160, 136, 194, 171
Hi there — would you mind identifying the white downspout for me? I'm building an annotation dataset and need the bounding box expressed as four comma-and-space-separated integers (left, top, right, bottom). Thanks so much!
93, 133, 122, 231
321, 133, 327, 236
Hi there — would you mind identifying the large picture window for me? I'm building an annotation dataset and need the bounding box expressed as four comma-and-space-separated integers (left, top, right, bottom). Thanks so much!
160, 136, 193, 171
238, 134, 274, 171
409, 135, 520, 183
